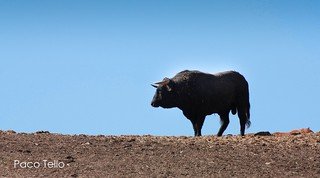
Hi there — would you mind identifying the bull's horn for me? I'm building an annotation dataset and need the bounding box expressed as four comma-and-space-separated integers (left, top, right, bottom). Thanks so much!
155, 78, 170, 85
152, 78, 170, 87
155, 81, 164, 85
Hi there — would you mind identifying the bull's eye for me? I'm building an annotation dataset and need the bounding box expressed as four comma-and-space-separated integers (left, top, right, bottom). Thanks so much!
157, 90, 162, 98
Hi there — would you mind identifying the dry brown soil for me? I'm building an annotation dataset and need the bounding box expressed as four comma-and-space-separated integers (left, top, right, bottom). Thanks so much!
1, 130, 320, 177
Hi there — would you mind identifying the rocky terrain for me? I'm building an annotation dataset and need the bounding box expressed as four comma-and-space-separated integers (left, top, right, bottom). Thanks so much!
1, 129, 320, 177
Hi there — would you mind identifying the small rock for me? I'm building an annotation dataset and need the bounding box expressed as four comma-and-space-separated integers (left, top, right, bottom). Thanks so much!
123, 144, 132, 148
65, 156, 75, 163
290, 128, 313, 135
128, 138, 136, 142
290, 132, 301, 136
254, 131, 272, 136
6, 130, 16, 134
36, 131, 50, 134
21, 150, 31, 153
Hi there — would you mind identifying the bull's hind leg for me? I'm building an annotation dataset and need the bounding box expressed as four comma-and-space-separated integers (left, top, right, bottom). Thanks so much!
217, 112, 230, 136
238, 111, 247, 136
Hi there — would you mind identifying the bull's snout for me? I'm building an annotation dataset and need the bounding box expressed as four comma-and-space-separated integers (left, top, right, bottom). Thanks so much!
151, 101, 159, 108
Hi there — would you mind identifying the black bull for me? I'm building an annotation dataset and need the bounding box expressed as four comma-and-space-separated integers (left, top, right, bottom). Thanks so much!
151, 70, 251, 136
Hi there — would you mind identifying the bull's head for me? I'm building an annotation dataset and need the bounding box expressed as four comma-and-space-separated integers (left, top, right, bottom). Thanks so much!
151, 77, 177, 108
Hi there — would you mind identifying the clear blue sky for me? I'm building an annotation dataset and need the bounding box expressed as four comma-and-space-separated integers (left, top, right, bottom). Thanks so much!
0, 1, 319, 136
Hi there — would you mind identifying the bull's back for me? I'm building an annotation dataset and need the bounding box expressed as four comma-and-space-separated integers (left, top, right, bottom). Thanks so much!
215, 71, 248, 92
173, 70, 248, 96
194, 71, 245, 92
197, 71, 248, 110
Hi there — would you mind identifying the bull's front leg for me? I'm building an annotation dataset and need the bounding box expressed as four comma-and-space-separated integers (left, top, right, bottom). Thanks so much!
191, 116, 205, 136
183, 111, 205, 137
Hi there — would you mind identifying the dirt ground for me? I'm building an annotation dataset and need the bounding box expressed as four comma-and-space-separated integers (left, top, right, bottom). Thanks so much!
1, 129, 320, 177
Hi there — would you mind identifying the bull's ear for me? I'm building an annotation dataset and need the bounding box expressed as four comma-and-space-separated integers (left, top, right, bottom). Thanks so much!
151, 84, 158, 88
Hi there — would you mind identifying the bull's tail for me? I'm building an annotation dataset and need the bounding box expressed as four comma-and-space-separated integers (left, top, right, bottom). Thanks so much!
237, 80, 251, 130
232, 99, 251, 128
245, 101, 251, 128
234, 99, 250, 127
236, 95, 250, 136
